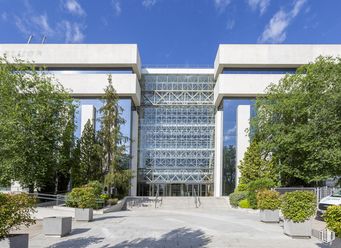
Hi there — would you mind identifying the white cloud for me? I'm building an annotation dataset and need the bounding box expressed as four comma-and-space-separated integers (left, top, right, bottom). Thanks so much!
226, 19, 235, 30
142, 0, 158, 8
247, 0, 270, 15
258, 0, 307, 43
214, 0, 232, 13
112, 0, 122, 16
31, 14, 54, 36
1, 12, 8, 21
60, 21, 85, 43
63, 0, 85, 16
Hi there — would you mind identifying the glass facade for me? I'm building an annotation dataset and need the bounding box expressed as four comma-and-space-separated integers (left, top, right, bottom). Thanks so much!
137, 74, 215, 196
222, 98, 255, 195
75, 98, 133, 166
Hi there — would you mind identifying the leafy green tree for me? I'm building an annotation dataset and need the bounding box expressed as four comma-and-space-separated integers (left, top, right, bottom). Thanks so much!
76, 120, 102, 186
222, 145, 236, 195
0, 57, 75, 193
99, 75, 132, 197
253, 57, 341, 185
238, 137, 277, 184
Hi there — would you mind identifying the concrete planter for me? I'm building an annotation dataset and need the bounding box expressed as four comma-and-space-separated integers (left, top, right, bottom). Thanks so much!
43, 216, 72, 237
0, 234, 29, 248
331, 237, 341, 248
260, 210, 279, 223
283, 219, 312, 238
75, 208, 93, 221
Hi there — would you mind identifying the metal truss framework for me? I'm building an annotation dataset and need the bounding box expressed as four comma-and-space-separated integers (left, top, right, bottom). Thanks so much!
138, 74, 215, 185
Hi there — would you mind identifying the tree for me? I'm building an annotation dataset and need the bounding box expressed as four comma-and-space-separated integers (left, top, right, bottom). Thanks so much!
238, 137, 277, 185
0, 57, 76, 192
99, 75, 132, 197
253, 57, 341, 186
76, 120, 102, 186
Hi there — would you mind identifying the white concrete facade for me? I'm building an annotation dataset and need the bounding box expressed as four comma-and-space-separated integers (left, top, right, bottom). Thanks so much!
236, 105, 251, 187
80, 105, 96, 135
214, 110, 224, 197
130, 111, 139, 196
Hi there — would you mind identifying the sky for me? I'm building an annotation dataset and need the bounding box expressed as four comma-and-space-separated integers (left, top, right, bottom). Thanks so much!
0, 0, 341, 66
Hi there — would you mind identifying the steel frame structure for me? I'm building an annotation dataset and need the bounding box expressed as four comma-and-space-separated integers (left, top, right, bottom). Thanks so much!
138, 74, 215, 187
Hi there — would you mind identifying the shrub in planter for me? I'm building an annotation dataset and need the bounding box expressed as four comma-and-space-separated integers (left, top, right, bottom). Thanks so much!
281, 191, 316, 238
324, 205, 341, 247
85, 181, 103, 197
66, 187, 97, 209
0, 193, 35, 248
229, 191, 248, 208
247, 178, 276, 209
257, 190, 281, 223
239, 199, 250, 208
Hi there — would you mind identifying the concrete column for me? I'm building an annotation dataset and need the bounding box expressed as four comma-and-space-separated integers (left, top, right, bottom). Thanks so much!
214, 109, 223, 197
130, 110, 139, 196
236, 105, 251, 187
80, 105, 96, 135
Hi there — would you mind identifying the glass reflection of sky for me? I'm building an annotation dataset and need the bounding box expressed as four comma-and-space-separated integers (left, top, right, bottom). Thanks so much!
223, 99, 255, 147
74, 98, 132, 151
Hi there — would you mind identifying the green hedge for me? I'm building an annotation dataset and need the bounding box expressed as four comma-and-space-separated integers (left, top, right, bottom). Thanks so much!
229, 191, 248, 208
247, 178, 276, 209
0, 193, 36, 240
256, 190, 281, 210
281, 191, 316, 223
67, 187, 97, 209
239, 199, 250, 208
324, 205, 341, 238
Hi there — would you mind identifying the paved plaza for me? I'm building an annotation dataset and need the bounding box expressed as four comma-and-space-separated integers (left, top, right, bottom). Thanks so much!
22, 207, 328, 248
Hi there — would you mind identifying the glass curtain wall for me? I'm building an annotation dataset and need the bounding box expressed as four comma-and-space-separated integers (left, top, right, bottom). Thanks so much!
222, 98, 255, 195
138, 74, 215, 196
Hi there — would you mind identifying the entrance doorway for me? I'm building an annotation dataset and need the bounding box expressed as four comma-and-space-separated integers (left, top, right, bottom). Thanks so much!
149, 183, 211, 197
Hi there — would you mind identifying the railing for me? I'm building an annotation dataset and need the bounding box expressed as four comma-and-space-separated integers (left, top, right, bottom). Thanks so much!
26, 192, 68, 207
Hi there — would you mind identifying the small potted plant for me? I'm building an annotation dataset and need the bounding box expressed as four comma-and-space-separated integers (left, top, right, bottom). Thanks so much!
256, 190, 281, 223
67, 187, 97, 222
0, 193, 36, 248
281, 191, 316, 238
324, 205, 341, 247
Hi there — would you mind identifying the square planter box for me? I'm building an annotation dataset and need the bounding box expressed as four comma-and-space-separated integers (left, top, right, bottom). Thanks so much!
75, 208, 93, 222
43, 216, 72, 237
283, 219, 312, 238
0, 234, 28, 248
260, 210, 279, 223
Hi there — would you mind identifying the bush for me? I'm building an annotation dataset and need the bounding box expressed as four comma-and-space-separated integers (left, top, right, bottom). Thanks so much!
67, 187, 97, 209
107, 198, 119, 206
229, 191, 248, 208
256, 190, 281, 210
85, 181, 102, 197
236, 183, 248, 192
247, 178, 276, 209
239, 199, 250, 208
324, 205, 341, 238
281, 191, 316, 223
0, 193, 36, 240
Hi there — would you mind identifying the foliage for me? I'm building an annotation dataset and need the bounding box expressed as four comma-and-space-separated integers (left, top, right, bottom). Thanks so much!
253, 57, 341, 185
76, 120, 102, 186
281, 191, 316, 222
247, 178, 276, 209
0, 57, 76, 193
0, 193, 36, 240
100, 194, 109, 201
229, 191, 248, 208
239, 199, 250, 208
85, 181, 103, 197
256, 190, 281, 210
236, 183, 248, 192
66, 187, 97, 209
238, 137, 278, 184
324, 206, 341, 238
99, 75, 133, 197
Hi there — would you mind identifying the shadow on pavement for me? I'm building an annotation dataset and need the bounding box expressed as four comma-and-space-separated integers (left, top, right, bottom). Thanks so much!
47, 236, 104, 248
70, 228, 90, 235
106, 227, 211, 248
92, 215, 126, 222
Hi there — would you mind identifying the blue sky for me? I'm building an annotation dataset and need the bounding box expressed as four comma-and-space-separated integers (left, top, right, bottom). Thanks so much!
0, 0, 340, 65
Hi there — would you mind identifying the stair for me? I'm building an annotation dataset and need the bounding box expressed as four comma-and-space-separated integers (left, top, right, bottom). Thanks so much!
125, 196, 230, 210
